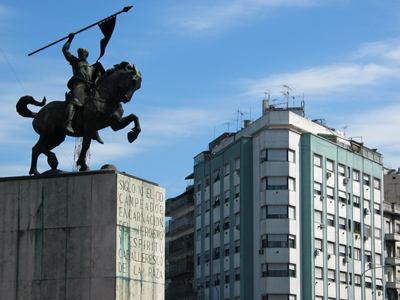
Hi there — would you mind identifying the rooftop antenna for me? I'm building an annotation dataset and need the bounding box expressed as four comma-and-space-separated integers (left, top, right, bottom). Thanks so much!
282, 85, 292, 108
236, 110, 243, 131
343, 126, 349, 136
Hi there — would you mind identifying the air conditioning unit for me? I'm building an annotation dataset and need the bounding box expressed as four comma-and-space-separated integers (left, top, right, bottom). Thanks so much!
235, 225, 240, 230
327, 172, 332, 178
260, 157, 267, 163
364, 236, 369, 242
343, 178, 349, 184
319, 224, 325, 229
364, 208, 370, 215
259, 249, 264, 255
235, 169, 240, 175
343, 256, 350, 263
314, 249, 321, 257
320, 195, 325, 201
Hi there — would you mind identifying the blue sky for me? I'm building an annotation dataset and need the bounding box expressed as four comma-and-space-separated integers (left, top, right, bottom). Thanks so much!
1, 0, 400, 198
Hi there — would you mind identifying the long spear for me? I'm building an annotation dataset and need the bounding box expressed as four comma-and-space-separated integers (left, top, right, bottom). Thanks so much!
28, 6, 132, 56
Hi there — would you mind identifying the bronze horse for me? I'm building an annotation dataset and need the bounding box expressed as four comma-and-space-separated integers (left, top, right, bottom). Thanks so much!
16, 61, 142, 175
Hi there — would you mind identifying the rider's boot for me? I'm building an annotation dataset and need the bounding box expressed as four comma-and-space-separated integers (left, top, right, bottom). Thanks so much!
65, 103, 75, 134
93, 131, 104, 144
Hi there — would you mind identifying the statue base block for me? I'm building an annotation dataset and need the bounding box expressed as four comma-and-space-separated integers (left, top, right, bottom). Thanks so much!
0, 170, 165, 300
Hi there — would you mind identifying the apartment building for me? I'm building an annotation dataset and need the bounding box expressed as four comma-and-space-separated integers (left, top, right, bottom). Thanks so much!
165, 185, 195, 300
383, 169, 400, 300
193, 100, 384, 300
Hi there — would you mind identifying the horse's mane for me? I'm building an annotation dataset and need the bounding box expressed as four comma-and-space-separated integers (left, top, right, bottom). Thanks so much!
96, 61, 139, 85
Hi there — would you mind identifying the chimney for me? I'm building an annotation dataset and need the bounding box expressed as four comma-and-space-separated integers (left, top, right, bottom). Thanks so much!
262, 99, 270, 115
244, 120, 253, 128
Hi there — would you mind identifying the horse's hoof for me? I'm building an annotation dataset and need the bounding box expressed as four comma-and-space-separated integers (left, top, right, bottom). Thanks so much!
29, 168, 40, 176
127, 129, 140, 143
79, 166, 90, 172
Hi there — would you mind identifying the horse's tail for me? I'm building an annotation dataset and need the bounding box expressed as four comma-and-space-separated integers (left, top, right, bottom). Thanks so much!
16, 95, 46, 118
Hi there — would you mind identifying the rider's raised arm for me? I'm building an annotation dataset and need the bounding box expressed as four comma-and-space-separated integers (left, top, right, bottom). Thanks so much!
62, 33, 75, 62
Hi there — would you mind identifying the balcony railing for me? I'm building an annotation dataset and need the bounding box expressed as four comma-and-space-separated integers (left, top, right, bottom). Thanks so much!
166, 211, 194, 236
166, 194, 194, 215
167, 257, 194, 277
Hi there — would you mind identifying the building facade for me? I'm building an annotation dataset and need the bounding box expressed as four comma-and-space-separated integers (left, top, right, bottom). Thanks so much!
165, 185, 195, 300
383, 169, 400, 300
193, 101, 384, 300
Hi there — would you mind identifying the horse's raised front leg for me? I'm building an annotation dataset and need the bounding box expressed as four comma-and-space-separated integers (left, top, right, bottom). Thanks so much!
110, 113, 141, 143
29, 135, 61, 175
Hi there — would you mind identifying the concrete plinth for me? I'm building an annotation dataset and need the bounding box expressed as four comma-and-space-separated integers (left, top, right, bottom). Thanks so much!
0, 170, 165, 300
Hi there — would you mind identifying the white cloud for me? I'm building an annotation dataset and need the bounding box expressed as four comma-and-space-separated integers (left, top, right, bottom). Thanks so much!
166, 0, 319, 34
241, 62, 399, 97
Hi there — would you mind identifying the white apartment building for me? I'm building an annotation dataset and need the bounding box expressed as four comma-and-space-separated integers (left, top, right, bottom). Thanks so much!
193, 101, 384, 300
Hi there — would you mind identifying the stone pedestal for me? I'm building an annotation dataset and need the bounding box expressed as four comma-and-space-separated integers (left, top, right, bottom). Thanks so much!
0, 170, 165, 300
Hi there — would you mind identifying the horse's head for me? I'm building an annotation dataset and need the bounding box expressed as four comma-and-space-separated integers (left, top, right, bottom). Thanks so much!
97, 61, 142, 105
115, 62, 142, 104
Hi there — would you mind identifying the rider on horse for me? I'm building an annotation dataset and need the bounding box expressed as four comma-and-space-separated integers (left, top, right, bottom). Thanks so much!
62, 32, 104, 144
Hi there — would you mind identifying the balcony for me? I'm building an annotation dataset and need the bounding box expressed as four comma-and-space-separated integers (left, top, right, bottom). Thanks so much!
167, 233, 194, 256
385, 232, 400, 242
166, 211, 194, 236
166, 284, 194, 299
166, 193, 194, 216
167, 256, 194, 278
387, 281, 400, 290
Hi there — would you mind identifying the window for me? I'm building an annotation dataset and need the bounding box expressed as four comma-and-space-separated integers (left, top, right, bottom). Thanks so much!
365, 251, 372, 262
224, 244, 230, 256
196, 180, 202, 192
354, 221, 361, 233
267, 205, 295, 219
213, 195, 221, 208
213, 247, 220, 259
266, 234, 296, 248
288, 149, 295, 163
338, 191, 347, 203
315, 239, 323, 251
354, 275, 361, 286
205, 176, 210, 187
314, 182, 322, 195
223, 218, 230, 230
339, 244, 347, 256
214, 273, 220, 286
234, 157, 240, 171
363, 174, 370, 186
205, 225, 210, 237
235, 240, 240, 253
353, 196, 360, 208
327, 214, 335, 227
326, 159, 334, 172
234, 185, 240, 198
314, 154, 322, 167
327, 269, 335, 282
224, 163, 230, 177
205, 199, 211, 212
327, 187, 334, 200
373, 178, 381, 190
338, 164, 345, 176
225, 270, 230, 283
214, 169, 220, 182
235, 268, 240, 281
315, 267, 323, 279
266, 177, 288, 190
327, 242, 335, 255
261, 263, 267, 277
353, 170, 360, 182
354, 248, 361, 260
339, 217, 346, 230
340, 272, 347, 284
288, 177, 295, 191
197, 254, 201, 265
374, 203, 381, 215
314, 210, 322, 224
214, 221, 220, 234
386, 221, 391, 234
224, 191, 229, 203
266, 263, 296, 277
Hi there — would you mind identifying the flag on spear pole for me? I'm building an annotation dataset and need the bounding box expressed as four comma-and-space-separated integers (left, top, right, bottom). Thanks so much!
97, 16, 116, 62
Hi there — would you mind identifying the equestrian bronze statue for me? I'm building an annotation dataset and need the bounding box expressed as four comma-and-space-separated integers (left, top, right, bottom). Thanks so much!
17, 61, 142, 175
